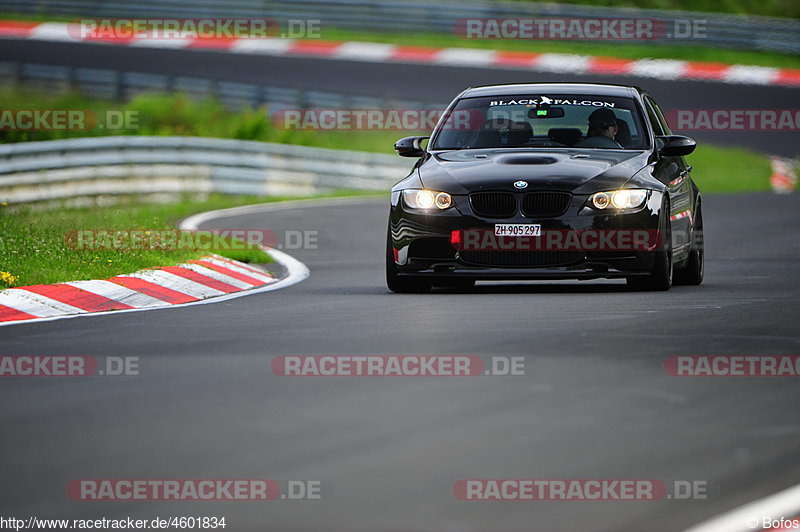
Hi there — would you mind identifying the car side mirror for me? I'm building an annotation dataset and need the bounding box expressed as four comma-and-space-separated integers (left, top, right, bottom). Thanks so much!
657, 135, 696, 157
394, 136, 429, 157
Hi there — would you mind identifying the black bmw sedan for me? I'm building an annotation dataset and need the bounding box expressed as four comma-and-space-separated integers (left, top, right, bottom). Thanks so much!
387, 82, 704, 293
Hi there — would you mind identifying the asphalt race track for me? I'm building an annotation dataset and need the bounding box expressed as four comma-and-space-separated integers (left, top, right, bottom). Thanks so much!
2, 33, 800, 531
0, 38, 798, 157
2, 193, 799, 531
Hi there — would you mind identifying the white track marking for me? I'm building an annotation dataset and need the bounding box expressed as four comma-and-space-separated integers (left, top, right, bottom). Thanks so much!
533, 53, 592, 73
230, 38, 294, 54
130, 36, 192, 49
435, 48, 497, 67
683, 483, 800, 532
335, 42, 395, 61
28, 22, 76, 42
723, 65, 779, 85
180, 196, 372, 227
629, 59, 688, 79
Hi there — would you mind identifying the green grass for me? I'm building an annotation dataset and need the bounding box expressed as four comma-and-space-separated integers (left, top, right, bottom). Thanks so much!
0, 190, 379, 287
2, 0, 798, 20
686, 144, 774, 192
320, 28, 800, 70
0, 87, 404, 154
489, 0, 798, 18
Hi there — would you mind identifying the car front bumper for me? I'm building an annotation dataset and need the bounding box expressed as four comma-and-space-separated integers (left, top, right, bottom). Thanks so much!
389, 191, 664, 280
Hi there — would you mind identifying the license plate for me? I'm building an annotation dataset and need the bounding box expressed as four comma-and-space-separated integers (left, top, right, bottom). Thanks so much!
494, 224, 541, 237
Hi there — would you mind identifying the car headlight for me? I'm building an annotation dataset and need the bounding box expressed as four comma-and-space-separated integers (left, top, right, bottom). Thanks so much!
589, 189, 649, 210
402, 189, 453, 210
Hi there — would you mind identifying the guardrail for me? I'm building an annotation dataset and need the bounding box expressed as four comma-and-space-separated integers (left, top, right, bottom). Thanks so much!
0, 136, 412, 204
3, 0, 798, 54
0, 61, 442, 114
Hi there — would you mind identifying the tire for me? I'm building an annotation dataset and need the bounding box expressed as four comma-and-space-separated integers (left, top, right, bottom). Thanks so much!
627, 201, 673, 292
674, 203, 704, 286
386, 225, 431, 293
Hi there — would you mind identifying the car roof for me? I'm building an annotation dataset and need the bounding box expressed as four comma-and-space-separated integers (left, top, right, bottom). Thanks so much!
461, 83, 641, 99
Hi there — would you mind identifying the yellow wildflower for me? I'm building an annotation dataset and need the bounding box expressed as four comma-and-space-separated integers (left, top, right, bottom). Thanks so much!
0, 271, 18, 287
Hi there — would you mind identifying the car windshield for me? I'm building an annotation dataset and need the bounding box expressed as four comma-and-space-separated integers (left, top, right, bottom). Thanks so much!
432, 94, 648, 151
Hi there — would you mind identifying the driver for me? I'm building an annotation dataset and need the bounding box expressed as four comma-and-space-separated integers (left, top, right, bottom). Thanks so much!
574, 108, 622, 148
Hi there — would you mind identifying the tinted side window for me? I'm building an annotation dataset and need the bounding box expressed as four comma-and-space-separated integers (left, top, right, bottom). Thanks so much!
646, 97, 672, 135
643, 97, 666, 136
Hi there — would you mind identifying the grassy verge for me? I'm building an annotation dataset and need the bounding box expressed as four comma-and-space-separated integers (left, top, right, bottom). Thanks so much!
0, 87, 394, 152
3, 0, 799, 19
687, 145, 774, 192
0, 190, 379, 288
490, 0, 798, 19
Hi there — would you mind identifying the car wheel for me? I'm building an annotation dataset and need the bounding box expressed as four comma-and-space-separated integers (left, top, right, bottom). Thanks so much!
674, 203, 704, 286
627, 201, 673, 292
386, 225, 431, 293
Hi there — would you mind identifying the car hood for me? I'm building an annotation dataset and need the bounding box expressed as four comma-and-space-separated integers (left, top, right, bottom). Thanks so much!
418, 149, 651, 195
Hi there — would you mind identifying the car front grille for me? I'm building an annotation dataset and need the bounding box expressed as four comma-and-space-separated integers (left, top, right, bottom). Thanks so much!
469, 192, 516, 218
469, 191, 572, 218
459, 250, 581, 268
522, 192, 571, 218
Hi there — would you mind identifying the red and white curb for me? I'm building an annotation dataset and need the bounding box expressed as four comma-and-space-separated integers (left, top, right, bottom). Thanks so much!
1, 20, 799, 87
0, 254, 284, 325
0, 199, 385, 327
770, 157, 798, 193
683, 483, 800, 532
